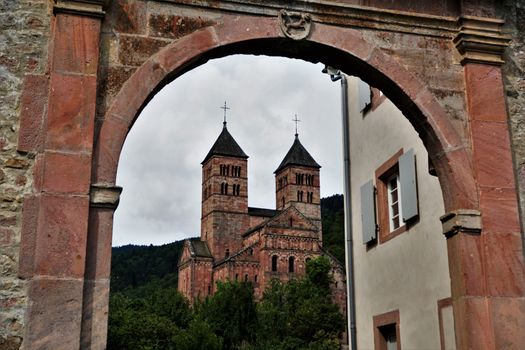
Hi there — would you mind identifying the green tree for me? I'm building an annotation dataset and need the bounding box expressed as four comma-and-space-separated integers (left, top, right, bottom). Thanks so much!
256, 257, 345, 350
172, 317, 223, 350
198, 280, 258, 349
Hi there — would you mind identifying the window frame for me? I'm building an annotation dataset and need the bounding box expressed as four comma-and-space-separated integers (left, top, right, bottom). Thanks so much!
373, 309, 401, 350
375, 149, 407, 244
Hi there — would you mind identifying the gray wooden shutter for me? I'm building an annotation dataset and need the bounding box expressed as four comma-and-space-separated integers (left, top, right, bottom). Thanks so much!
399, 148, 419, 222
358, 80, 371, 112
360, 180, 376, 244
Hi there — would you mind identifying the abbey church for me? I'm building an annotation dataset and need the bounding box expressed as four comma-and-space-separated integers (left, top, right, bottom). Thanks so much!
178, 121, 347, 312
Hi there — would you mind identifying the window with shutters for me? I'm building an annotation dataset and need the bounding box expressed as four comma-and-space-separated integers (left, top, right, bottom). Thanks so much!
361, 149, 419, 245
374, 148, 419, 244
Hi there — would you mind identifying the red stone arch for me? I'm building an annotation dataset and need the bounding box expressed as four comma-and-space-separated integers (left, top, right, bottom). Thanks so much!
18, 4, 524, 350
87, 16, 478, 347
94, 17, 476, 210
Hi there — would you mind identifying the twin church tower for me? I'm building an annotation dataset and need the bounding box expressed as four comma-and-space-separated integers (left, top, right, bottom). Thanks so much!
178, 113, 346, 310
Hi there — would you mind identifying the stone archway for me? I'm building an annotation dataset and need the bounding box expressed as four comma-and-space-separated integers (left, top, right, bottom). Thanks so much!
15, 1, 524, 349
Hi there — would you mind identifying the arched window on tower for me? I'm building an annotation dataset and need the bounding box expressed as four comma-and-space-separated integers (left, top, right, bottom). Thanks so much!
226, 165, 230, 176
225, 183, 229, 195
282, 196, 285, 208
272, 255, 278, 272
297, 191, 301, 202
225, 249, 230, 258
221, 183, 225, 194
289, 256, 295, 273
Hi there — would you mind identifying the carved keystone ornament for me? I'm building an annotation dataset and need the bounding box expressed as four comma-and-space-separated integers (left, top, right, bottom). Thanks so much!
279, 10, 312, 40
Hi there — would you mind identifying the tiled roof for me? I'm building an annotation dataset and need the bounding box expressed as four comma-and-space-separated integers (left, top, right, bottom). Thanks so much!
201, 124, 248, 164
274, 135, 320, 173
190, 240, 213, 258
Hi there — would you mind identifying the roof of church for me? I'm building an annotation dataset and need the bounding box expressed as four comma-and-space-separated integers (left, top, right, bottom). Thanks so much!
248, 207, 278, 217
189, 240, 213, 258
274, 134, 321, 174
201, 124, 248, 164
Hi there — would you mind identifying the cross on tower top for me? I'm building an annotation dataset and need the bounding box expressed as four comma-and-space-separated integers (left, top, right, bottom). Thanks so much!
292, 114, 301, 137
220, 101, 230, 127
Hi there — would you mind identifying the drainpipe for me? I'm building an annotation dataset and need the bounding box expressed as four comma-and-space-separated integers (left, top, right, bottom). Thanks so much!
322, 66, 357, 350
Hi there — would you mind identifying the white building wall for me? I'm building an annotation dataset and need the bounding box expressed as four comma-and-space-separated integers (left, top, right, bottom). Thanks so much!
347, 77, 455, 349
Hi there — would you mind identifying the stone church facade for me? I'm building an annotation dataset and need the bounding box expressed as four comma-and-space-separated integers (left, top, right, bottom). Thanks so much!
177, 122, 346, 313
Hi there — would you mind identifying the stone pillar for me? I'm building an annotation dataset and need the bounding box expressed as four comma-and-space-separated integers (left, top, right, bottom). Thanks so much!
19, 1, 104, 348
447, 16, 525, 349
81, 185, 122, 349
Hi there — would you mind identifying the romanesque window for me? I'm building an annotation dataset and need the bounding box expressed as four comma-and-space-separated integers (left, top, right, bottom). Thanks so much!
232, 166, 241, 177
249, 248, 253, 255
225, 249, 230, 258
282, 196, 285, 208
307, 192, 313, 203
203, 188, 207, 199
208, 184, 211, 197
226, 165, 230, 176
272, 255, 278, 272
283, 176, 288, 185
254, 275, 258, 283
235, 274, 238, 281
221, 182, 228, 194
297, 191, 304, 202
289, 256, 295, 273
244, 274, 248, 282
278, 178, 283, 189
220, 164, 225, 175
233, 184, 240, 196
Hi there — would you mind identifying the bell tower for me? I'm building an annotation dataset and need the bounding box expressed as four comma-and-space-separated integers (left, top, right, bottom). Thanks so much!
275, 133, 322, 230
201, 119, 249, 258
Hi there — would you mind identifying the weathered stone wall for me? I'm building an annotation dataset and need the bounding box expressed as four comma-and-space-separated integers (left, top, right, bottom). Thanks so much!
0, 1, 49, 348
498, 0, 525, 236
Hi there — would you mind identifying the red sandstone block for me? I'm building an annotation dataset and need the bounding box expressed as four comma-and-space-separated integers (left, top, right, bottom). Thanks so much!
483, 232, 525, 297
118, 36, 168, 66
490, 297, 525, 349
106, 0, 146, 35
453, 297, 494, 350
25, 278, 83, 349
479, 187, 521, 234
106, 57, 167, 124
32, 153, 44, 193
312, 24, 374, 62
17, 74, 48, 153
52, 14, 101, 75
33, 194, 89, 278
80, 279, 110, 348
41, 151, 91, 194
471, 120, 515, 188
18, 195, 39, 279
155, 27, 218, 74
149, 14, 215, 39
446, 233, 486, 297
433, 147, 478, 211
92, 115, 128, 184
45, 72, 97, 153
214, 15, 278, 47
84, 208, 114, 280
465, 64, 507, 122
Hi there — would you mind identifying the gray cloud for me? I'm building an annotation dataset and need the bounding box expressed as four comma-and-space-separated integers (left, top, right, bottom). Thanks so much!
113, 55, 343, 246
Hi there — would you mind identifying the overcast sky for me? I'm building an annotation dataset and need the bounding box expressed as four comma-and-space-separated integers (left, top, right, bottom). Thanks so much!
113, 55, 344, 247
